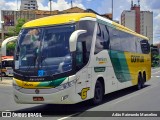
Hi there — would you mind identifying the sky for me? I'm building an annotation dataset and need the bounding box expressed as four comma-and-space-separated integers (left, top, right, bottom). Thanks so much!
0, 0, 160, 43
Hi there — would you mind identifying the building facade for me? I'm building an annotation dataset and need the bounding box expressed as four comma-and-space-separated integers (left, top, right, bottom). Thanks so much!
140, 11, 153, 41
121, 0, 153, 43
20, 0, 38, 10
121, 10, 136, 32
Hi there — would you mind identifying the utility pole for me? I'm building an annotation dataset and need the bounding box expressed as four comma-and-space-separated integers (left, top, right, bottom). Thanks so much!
17, 0, 18, 10
49, 0, 52, 15
112, 0, 113, 20
71, 0, 73, 8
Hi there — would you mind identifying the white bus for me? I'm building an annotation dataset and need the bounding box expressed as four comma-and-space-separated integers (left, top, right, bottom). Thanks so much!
1, 56, 13, 76
13, 13, 151, 105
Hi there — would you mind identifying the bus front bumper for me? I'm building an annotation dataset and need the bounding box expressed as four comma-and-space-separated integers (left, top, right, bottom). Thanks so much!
13, 85, 80, 104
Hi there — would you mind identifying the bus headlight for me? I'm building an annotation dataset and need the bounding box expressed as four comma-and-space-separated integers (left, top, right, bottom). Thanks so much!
56, 80, 77, 91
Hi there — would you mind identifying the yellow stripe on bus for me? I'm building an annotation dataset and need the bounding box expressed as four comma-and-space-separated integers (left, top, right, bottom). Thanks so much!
13, 78, 50, 89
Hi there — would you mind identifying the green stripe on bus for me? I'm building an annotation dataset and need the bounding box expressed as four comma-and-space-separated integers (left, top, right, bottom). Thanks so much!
37, 77, 67, 87
109, 50, 131, 82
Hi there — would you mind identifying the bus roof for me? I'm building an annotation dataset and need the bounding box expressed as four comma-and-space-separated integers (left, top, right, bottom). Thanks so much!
112, 20, 149, 40
22, 13, 96, 28
23, 13, 148, 40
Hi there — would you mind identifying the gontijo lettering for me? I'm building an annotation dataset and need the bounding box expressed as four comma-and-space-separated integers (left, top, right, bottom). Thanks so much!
131, 55, 144, 63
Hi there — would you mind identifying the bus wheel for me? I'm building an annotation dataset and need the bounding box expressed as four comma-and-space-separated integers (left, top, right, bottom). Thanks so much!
92, 81, 103, 105
137, 74, 143, 90
1, 72, 6, 77
142, 73, 146, 88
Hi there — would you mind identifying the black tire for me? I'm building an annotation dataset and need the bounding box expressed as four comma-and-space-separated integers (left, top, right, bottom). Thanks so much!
141, 74, 146, 88
92, 81, 104, 105
1, 72, 6, 77
137, 74, 143, 90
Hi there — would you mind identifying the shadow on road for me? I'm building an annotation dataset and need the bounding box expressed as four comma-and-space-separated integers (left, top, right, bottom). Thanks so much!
14, 85, 150, 117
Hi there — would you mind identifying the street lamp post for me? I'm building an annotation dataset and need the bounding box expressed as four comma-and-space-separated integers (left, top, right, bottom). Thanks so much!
49, 0, 52, 15
112, 0, 113, 20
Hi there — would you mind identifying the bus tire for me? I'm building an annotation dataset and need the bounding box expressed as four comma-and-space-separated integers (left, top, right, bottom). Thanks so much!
92, 80, 103, 105
1, 72, 6, 77
137, 74, 143, 90
142, 73, 146, 88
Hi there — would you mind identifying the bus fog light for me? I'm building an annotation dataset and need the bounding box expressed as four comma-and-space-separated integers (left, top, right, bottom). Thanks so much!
61, 95, 69, 101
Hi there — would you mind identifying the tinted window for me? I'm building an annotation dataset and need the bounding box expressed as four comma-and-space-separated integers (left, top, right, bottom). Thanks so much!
95, 23, 109, 54
140, 40, 150, 54
108, 26, 149, 54
109, 28, 122, 51
77, 20, 95, 65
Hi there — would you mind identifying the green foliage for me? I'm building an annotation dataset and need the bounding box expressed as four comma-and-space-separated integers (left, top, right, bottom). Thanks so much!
152, 54, 160, 67
8, 18, 26, 37
6, 41, 16, 56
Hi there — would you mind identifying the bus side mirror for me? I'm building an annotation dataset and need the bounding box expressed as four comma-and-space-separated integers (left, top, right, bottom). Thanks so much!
69, 30, 87, 52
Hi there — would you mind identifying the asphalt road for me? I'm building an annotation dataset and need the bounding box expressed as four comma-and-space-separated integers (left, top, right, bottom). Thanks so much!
0, 68, 160, 120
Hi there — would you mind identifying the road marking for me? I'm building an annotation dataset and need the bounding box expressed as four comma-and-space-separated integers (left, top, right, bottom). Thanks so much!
57, 116, 70, 120
152, 70, 160, 75
5, 110, 11, 111
57, 113, 80, 120
113, 83, 160, 105
151, 76, 160, 78
152, 67, 160, 71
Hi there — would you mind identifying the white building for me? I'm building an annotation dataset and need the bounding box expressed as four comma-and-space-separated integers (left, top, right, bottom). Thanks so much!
121, 10, 136, 32
121, 3, 153, 44
140, 11, 153, 41
20, 0, 38, 10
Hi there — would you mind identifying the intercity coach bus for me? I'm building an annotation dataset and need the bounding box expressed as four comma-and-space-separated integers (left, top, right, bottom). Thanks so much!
13, 13, 151, 105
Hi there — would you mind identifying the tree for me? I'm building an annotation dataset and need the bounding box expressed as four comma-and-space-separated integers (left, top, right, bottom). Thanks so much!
6, 41, 16, 56
8, 18, 26, 37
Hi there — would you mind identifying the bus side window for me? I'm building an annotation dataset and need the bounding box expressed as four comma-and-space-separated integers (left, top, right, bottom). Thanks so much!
76, 41, 86, 69
95, 23, 109, 54
140, 40, 150, 54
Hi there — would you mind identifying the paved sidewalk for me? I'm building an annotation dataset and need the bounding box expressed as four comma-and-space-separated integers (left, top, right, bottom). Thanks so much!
0, 78, 13, 85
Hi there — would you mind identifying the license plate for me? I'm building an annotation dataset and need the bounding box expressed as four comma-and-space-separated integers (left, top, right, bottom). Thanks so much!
33, 97, 44, 101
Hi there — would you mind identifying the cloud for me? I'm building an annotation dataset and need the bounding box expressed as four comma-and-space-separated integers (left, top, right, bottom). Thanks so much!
38, 0, 85, 11
86, 0, 92, 2
0, 0, 19, 10
97, 0, 160, 43
140, 0, 160, 43
0, 0, 159, 43
0, 0, 85, 28
155, 14, 160, 20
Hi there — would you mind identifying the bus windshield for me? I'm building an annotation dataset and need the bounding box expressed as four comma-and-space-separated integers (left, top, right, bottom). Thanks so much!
16, 24, 75, 76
